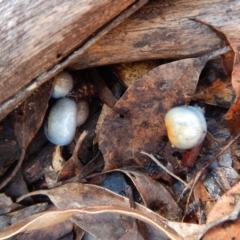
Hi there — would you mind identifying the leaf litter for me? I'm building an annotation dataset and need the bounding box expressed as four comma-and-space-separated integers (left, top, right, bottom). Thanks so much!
99, 47, 230, 170
1, 14, 240, 240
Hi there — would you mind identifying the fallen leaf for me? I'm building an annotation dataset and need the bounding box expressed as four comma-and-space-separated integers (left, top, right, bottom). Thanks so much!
94, 104, 111, 144
192, 17, 240, 134
114, 61, 158, 87
57, 131, 88, 182
222, 51, 234, 76
0, 80, 53, 190
0, 210, 77, 239
193, 77, 234, 108
17, 220, 73, 240
2, 182, 238, 240
193, 181, 212, 218
222, 51, 240, 135
16, 183, 185, 240
203, 182, 240, 240
99, 49, 230, 170
12, 80, 53, 149
119, 221, 144, 240
116, 169, 182, 220
8, 203, 49, 225
89, 69, 117, 108
0, 194, 12, 215
23, 144, 55, 185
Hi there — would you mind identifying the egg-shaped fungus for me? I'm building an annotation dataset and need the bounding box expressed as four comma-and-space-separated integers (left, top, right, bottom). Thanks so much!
51, 71, 74, 99
45, 98, 77, 146
77, 101, 89, 126
165, 105, 207, 150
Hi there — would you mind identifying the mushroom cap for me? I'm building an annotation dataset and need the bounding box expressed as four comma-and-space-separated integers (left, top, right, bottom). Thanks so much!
45, 98, 77, 146
165, 106, 207, 149
77, 100, 89, 126
51, 71, 74, 99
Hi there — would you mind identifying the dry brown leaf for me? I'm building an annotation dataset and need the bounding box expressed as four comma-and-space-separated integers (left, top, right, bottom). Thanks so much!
89, 69, 117, 108
0, 210, 77, 239
203, 182, 240, 240
0, 80, 53, 190
57, 131, 88, 182
12, 80, 53, 149
222, 51, 234, 76
221, 51, 240, 135
2, 182, 238, 240
17, 183, 204, 240
192, 16, 240, 133
193, 77, 234, 108
193, 181, 213, 217
94, 61, 158, 144
17, 183, 178, 240
16, 220, 73, 240
119, 221, 144, 240
114, 61, 158, 87
115, 169, 182, 220
99, 49, 230, 170
94, 104, 111, 144
0, 193, 12, 215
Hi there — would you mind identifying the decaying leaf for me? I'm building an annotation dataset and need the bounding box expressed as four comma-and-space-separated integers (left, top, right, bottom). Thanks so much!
0, 210, 77, 239
12, 80, 53, 149
1, 182, 240, 240
94, 104, 111, 144
119, 221, 144, 240
115, 169, 182, 220
0, 80, 53, 190
203, 182, 240, 240
8, 203, 49, 225
57, 131, 88, 182
192, 17, 240, 134
193, 77, 234, 108
114, 61, 159, 87
0, 194, 13, 215
16, 220, 73, 240
224, 43, 240, 135
89, 69, 117, 108
99, 49, 230, 170
16, 183, 180, 240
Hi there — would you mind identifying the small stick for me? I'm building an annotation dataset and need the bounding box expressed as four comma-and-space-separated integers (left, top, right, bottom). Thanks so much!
141, 151, 188, 187
72, 130, 89, 160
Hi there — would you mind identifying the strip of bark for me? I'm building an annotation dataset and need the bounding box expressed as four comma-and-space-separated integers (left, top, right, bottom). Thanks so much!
0, 0, 148, 121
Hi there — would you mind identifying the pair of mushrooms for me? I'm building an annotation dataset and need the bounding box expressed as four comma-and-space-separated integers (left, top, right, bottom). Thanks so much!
45, 72, 89, 146
45, 72, 207, 149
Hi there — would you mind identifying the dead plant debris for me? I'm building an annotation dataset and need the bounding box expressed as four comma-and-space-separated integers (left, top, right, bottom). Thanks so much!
0, 2, 240, 240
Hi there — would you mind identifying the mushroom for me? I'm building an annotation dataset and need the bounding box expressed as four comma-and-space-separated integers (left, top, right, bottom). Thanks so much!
77, 100, 89, 126
51, 71, 74, 98
165, 105, 207, 149
45, 98, 77, 146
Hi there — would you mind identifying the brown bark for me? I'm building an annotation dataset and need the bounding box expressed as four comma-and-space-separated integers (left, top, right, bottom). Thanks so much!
1, 0, 239, 122
70, 0, 239, 70
0, 0, 144, 105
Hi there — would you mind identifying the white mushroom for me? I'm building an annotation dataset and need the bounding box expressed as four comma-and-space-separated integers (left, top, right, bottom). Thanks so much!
51, 71, 74, 98
45, 98, 77, 146
77, 100, 89, 126
165, 105, 207, 149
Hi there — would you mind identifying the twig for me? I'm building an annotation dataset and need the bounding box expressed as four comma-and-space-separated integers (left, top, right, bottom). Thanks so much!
49, 130, 89, 188
140, 151, 188, 187
72, 130, 89, 160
